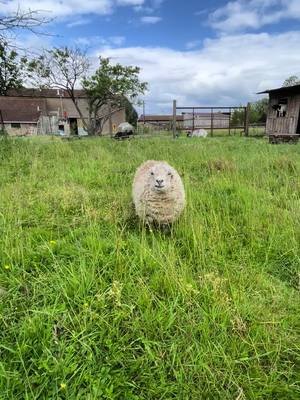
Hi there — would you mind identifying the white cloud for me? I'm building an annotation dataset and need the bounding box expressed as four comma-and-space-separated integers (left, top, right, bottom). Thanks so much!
109, 36, 126, 46
95, 31, 300, 113
209, 0, 300, 32
194, 9, 209, 17
75, 35, 125, 47
185, 40, 202, 50
67, 18, 91, 28
140, 16, 162, 24
134, 0, 164, 14
0, 0, 145, 18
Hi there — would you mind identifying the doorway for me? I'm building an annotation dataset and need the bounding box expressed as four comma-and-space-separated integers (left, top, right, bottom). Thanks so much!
69, 118, 78, 135
297, 109, 300, 134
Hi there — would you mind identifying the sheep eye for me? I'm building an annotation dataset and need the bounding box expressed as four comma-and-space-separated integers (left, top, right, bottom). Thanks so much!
150, 172, 154, 176
168, 172, 172, 176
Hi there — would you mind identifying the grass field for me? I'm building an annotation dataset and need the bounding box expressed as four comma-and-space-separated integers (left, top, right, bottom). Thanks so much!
0, 136, 299, 399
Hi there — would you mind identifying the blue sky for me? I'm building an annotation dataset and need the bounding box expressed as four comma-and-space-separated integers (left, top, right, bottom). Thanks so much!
2, 0, 300, 113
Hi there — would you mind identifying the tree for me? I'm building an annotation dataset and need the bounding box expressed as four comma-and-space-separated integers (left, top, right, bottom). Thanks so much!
0, 41, 25, 95
82, 57, 147, 135
249, 97, 268, 123
124, 97, 139, 127
28, 47, 91, 129
231, 98, 268, 127
282, 75, 300, 87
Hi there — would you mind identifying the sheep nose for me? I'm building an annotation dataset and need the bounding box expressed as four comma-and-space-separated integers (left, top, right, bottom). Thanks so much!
156, 179, 164, 185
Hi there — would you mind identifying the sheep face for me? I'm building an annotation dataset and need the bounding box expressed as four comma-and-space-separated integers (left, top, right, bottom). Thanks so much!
148, 164, 173, 194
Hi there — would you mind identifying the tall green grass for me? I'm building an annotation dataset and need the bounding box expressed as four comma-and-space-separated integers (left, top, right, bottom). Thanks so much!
0, 136, 299, 399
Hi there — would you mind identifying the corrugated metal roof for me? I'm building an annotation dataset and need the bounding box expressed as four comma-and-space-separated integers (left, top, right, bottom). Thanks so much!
257, 84, 300, 94
138, 113, 230, 122
138, 115, 184, 122
183, 112, 230, 118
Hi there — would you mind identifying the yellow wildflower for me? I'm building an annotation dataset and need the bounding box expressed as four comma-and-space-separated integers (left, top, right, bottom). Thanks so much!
60, 383, 67, 390
50, 240, 57, 245
4, 265, 11, 270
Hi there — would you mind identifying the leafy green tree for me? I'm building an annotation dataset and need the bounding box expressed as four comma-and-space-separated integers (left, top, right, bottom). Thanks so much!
283, 75, 300, 87
82, 57, 147, 135
249, 97, 268, 123
124, 97, 139, 127
0, 41, 24, 95
231, 98, 268, 127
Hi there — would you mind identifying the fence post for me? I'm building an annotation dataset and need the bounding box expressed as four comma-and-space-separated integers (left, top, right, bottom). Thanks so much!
211, 108, 214, 137
192, 107, 195, 132
142, 100, 145, 135
173, 100, 177, 139
245, 102, 250, 137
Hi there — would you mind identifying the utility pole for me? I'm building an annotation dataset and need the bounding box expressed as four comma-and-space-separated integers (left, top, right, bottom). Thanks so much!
143, 100, 145, 120
173, 100, 177, 139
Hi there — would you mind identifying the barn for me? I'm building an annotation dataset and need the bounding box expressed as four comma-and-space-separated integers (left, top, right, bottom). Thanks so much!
0, 89, 125, 136
258, 84, 300, 143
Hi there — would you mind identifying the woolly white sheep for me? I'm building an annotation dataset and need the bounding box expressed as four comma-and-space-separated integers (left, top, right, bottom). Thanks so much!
187, 129, 208, 138
118, 122, 134, 133
132, 160, 185, 225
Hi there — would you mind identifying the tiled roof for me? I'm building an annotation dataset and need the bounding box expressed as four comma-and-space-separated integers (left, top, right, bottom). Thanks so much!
0, 97, 45, 122
6, 88, 87, 98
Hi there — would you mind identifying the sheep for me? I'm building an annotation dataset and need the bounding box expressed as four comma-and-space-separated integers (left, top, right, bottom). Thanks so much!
187, 129, 208, 138
114, 122, 134, 140
132, 160, 185, 225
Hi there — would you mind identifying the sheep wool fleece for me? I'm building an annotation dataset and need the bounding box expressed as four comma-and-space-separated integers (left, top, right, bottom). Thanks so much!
132, 160, 185, 224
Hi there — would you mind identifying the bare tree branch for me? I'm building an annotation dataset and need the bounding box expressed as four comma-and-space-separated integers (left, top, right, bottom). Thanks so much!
0, 7, 54, 42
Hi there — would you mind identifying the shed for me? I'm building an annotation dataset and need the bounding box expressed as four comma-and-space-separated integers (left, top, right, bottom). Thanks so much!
258, 84, 300, 143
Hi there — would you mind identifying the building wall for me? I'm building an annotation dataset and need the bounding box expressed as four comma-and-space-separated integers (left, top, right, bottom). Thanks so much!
44, 98, 125, 135
102, 109, 126, 135
266, 93, 300, 135
45, 97, 90, 119
38, 108, 125, 136
4, 123, 37, 136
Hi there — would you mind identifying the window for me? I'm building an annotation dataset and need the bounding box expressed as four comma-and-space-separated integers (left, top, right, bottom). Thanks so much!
11, 123, 21, 128
49, 111, 59, 117
276, 98, 288, 118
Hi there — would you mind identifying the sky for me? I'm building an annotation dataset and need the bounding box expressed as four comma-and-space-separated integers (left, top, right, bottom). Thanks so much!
2, 0, 300, 114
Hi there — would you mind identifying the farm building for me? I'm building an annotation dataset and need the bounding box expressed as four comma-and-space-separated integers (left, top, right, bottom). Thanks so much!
0, 89, 125, 136
138, 115, 184, 130
182, 112, 230, 130
138, 112, 231, 131
258, 84, 300, 142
